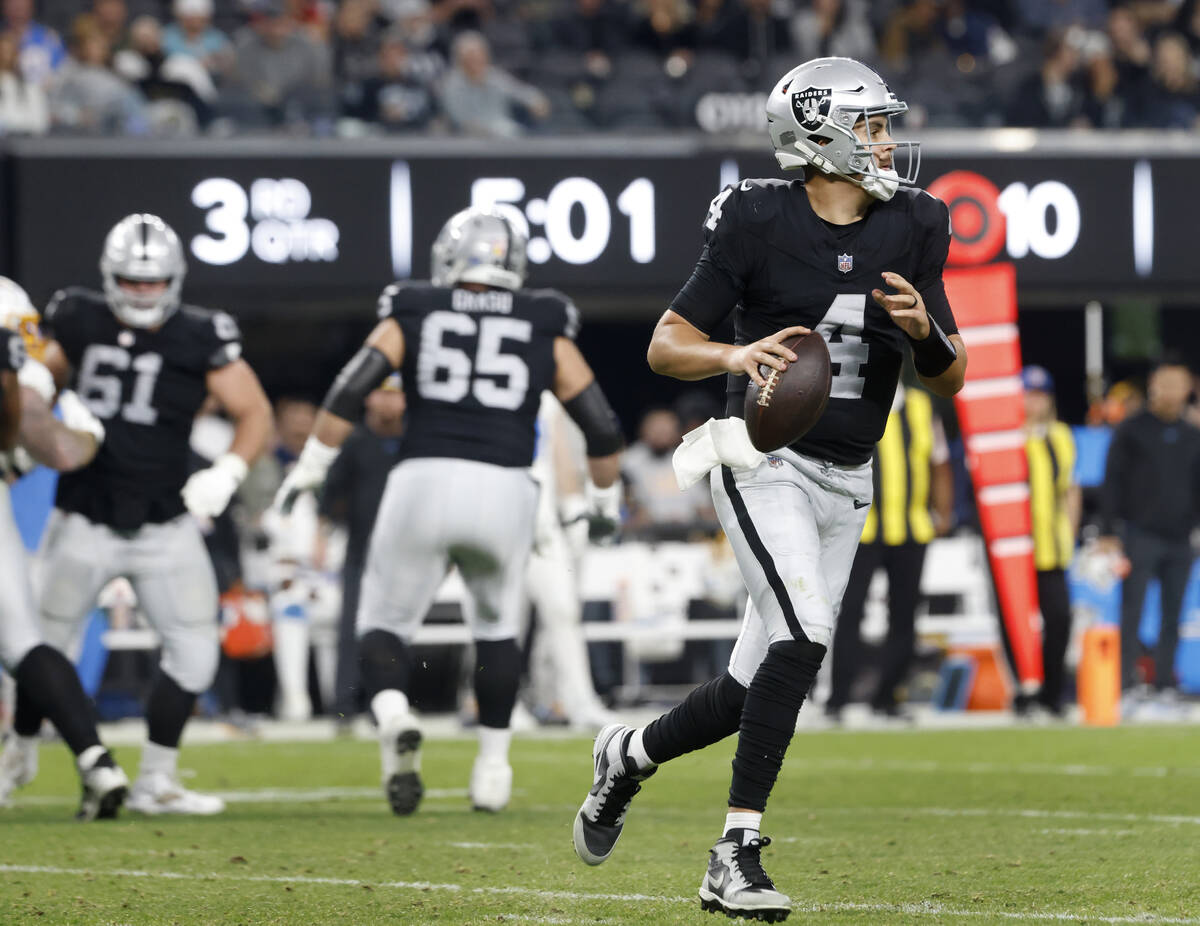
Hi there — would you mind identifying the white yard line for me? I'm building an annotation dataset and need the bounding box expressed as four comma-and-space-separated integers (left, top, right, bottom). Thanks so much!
12, 786, 470, 807
784, 757, 1200, 779
791, 902, 1200, 924
449, 842, 539, 850
0, 864, 1195, 924
1038, 829, 1137, 837
816, 806, 1200, 827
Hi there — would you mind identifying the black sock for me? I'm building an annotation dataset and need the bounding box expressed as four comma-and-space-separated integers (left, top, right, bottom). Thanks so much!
145, 669, 197, 749
642, 671, 747, 764
473, 638, 521, 729
13, 645, 101, 757
358, 629, 414, 703
13, 680, 45, 737
729, 640, 826, 812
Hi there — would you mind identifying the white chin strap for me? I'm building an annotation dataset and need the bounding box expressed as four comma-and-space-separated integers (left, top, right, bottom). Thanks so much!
775, 144, 900, 202
859, 166, 899, 202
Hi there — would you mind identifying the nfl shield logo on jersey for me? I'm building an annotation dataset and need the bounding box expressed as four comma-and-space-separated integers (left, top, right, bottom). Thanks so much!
838, 253, 853, 274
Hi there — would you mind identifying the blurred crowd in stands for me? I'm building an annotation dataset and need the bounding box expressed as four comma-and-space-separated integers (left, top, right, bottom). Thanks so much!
2, 0, 1200, 138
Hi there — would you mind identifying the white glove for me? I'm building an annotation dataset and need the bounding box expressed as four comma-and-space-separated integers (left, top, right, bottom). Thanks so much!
672, 417, 764, 489
182, 452, 248, 519
272, 436, 340, 515
17, 358, 56, 404
57, 390, 106, 445
583, 479, 622, 543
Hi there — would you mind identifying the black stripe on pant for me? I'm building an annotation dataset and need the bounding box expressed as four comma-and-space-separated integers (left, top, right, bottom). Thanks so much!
720, 466, 809, 643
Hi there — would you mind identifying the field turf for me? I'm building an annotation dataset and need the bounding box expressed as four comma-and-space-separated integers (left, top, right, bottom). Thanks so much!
1, 725, 1198, 924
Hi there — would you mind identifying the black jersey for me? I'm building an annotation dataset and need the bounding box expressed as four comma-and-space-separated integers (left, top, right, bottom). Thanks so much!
670, 178, 958, 466
42, 287, 242, 531
378, 281, 578, 468
2, 329, 25, 372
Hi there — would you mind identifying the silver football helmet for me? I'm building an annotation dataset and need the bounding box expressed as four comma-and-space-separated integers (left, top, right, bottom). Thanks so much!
430, 207, 527, 292
765, 57, 919, 202
100, 214, 187, 329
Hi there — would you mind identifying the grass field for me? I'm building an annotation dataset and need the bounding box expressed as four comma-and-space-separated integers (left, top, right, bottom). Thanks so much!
2, 724, 1198, 925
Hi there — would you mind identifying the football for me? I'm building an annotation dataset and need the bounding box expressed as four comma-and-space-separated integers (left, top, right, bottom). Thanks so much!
743, 332, 832, 452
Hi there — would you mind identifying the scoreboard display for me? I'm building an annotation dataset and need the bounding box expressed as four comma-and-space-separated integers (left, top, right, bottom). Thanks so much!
3, 137, 1195, 312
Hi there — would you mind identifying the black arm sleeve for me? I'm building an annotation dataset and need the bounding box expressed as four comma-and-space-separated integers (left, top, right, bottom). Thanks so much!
563, 381, 624, 457
908, 314, 958, 377
322, 346, 395, 422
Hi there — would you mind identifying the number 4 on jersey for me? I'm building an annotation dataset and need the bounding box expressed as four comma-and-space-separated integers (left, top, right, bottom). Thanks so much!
815, 295, 868, 399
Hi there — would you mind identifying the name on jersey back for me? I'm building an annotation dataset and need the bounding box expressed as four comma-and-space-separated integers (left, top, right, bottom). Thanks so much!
451, 289, 514, 315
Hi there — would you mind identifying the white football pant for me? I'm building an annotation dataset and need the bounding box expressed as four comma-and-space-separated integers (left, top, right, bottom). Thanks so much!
36, 510, 220, 693
356, 458, 539, 643
710, 449, 873, 686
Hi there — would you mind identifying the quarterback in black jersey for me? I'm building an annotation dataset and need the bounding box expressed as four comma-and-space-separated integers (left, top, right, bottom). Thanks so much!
274, 206, 625, 816
16, 214, 272, 816
571, 58, 966, 921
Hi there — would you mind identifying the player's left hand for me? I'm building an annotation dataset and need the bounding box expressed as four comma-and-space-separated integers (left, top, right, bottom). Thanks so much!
581, 480, 622, 544
872, 272, 930, 340
182, 452, 249, 519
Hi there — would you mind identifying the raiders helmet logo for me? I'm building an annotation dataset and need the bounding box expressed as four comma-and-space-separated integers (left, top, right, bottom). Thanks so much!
791, 86, 832, 130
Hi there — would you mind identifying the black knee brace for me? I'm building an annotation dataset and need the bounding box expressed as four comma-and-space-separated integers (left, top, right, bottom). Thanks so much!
473, 638, 521, 729
642, 670, 747, 764
729, 639, 827, 812
358, 630, 413, 702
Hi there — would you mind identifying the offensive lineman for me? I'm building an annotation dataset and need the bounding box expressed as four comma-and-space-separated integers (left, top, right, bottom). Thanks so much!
11, 214, 272, 815
1, 283, 129, 820
273, 207, 624, 814
571, 58, 966, 920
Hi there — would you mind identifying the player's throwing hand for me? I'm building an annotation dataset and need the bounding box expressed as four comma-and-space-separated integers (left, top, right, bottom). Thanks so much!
726, 325, 811, 388
872, 272, 930, 341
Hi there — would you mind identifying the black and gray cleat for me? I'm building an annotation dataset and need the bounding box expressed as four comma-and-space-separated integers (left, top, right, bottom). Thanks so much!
698, 835, 791, 922
572, 723, 656, 865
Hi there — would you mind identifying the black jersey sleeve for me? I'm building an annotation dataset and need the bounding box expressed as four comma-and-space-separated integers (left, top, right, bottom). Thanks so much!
2, 330, 25, 372
376, 280, 432, 323
528, 288, 581, 340
912, 191, 958, 337
669, 182, 763, 335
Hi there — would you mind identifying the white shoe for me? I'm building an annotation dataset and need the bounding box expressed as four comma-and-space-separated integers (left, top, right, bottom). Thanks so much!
127, 771, 226, 815
469, 755, 512, 812
78, 760, 129, 821
379, 713, 423, 816
0, 735, 38, 805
